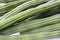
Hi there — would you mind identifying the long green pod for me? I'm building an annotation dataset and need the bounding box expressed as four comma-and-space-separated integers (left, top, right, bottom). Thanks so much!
25, 6, 60, 21
21, 31, 60, 40
37, 6, 60, 18
1, 14, 60, 35
0, 31, 60, 40
0, 0, 28, 16
21, 23, 60, 34
1, 0, 49, 19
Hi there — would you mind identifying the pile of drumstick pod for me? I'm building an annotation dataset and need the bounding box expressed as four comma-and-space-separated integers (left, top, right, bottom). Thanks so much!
0, 0, 60, 40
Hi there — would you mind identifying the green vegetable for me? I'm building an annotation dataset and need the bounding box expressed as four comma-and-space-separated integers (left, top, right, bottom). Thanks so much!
25, 6, 60, 21
1, 14, 60, 35
0, 31, 60, 40
21, 31, 60, 40
1, 0, 49, 19
0, 0, 28, 16
0, 0, 59, 39
21, 23, 60, 34
0, 0, 60, 34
